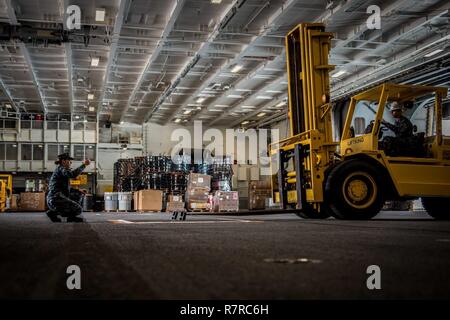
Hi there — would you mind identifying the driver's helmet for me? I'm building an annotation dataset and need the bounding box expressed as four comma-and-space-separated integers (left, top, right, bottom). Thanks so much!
390, 101, 402, 112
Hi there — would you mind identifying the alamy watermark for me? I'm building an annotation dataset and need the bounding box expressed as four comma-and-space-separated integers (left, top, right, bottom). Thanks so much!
170, 121, 279, 176
66, 265, 81, 290
366, 265, 381, 290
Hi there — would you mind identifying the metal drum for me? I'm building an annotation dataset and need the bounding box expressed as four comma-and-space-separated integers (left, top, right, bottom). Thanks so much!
118, 192, 133, 211
82, 194, 94, 211
104, 192, 118, 211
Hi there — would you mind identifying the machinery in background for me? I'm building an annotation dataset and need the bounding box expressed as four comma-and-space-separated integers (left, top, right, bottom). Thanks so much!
0, 174, 13, 212
270, 23, 450, 220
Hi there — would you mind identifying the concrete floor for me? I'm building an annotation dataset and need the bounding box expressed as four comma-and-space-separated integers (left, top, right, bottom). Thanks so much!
0, 210, 449, 299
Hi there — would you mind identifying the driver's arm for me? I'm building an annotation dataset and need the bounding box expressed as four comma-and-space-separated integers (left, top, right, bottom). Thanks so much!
382, 120, 398, 133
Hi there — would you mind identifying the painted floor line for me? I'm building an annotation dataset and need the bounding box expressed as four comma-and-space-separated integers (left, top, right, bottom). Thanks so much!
108, 219, 264, 225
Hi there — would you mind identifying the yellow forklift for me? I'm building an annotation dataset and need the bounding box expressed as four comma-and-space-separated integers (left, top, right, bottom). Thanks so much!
0, 174, 13, 212
270, 23, 450, 220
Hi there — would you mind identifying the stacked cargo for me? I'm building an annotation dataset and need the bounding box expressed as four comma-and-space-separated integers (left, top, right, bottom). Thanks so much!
166, 194, 185, 212
248, 181, 272, 210
185, 173, 211, 211
134, 189, 163, 212
212, 191, 239, 212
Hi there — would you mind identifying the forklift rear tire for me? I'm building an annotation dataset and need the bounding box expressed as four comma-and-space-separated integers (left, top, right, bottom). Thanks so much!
325, 159, 384, 220
295, 203, 331, 219
421, 197, 450, 220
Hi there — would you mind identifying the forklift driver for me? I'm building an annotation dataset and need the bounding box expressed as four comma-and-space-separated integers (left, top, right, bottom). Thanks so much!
380, 102, 414, 156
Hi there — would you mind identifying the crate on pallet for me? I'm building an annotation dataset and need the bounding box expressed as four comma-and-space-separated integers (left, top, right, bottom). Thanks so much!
212, 191, 239, 212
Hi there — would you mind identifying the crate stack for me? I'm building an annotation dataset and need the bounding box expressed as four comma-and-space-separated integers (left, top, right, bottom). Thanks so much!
185, 173, 211, 211
248, 181, 272, 210
209, 156, 233, 192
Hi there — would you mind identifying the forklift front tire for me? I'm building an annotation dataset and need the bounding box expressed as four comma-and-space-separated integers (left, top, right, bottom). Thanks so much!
421, 197, 450, 220
325, 159, 384, 220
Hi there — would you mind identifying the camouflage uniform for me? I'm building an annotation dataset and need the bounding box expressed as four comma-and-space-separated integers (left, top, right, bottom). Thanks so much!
47, 164, 86, 218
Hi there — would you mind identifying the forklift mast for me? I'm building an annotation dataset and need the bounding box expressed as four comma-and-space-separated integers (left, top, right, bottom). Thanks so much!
286, 23, 334, 141
270, 23, 336, 214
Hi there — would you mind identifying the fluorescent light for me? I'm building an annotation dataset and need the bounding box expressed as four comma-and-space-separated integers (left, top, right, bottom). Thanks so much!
196, 106, 202, 110
241, 105, 255, 109
95, 8, 106, 22
83, 119, 88, 123
208, 109, 222, 112
120, 121, 124, 124
266, 90, 283, 94
227, 94, 243, 98
183, 109, 192, 115
231, 65, 243, 73
5, 103, 12, 109
276, 101, 287, 107
174, 118, 181, 123
257, 112, 266, 117
91, 57, 100, 66
424, 49, 443, 57
256, 96, 272, 100
75, 115, 80, 119
196, 97, 206, 103
211, 0, 222, 3
241, 121, 249, 125
214, 104, 229, 108
88, 106, 95, 112
332, 70, 347, 78
88, 93, 94, 100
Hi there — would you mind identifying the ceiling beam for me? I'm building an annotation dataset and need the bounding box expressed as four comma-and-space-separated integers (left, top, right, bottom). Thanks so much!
164, 0, 311, 124
97, 0, 131, 116
120, 0, 188, 122
143, 0, 245, 123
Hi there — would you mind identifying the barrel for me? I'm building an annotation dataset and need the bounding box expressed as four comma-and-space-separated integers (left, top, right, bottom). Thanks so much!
83, 194, 94, 211
104, 192, 118, 211
118, 192, 133, 211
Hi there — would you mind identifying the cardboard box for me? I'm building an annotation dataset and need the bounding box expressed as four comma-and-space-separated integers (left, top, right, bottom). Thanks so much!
135, 189, 162, 212
248, 181, 271, 210
9, 194, 18, 211
213, 191, 239, 212
168, 194, 183, 202
19, 192, 46, 211
249, 180, 271, 191
188, 173, 211, 189
188, 201, 208, 210
133, 191, 140, 211
166, 201, 186, 212
185, 187, 210, 202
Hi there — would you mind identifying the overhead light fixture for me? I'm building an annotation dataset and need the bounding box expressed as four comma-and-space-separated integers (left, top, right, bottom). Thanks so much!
276, 101, 287, 107
88, 93, 94, 100
227, 94, 243, 99
174, 118, 181, 123
331, 70, 347, 78
5, 103, 12, 109
424, 49, 443, 58
196, 106, 202, 110
83, 119, 88, 123
183, 110, 192, 115
75, 115, 80, 119
88, 106, 95, 112
208, 109, 222, 112
214, 104, 229, 108
211, 0, 222, 3
241, 105, 255, 109
241, 120, 249, 125
196, 97, 206, 103
95, 8, 106, 22
266, 90, 283, 94
256, 96, 272, 100
120, 121, 124, 125
231, 65, 243, 73
257, 112, 266, 117
91, 57, 100, 67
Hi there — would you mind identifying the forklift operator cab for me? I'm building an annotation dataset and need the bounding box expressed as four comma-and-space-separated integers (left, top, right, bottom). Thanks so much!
342, 83, 447, 160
